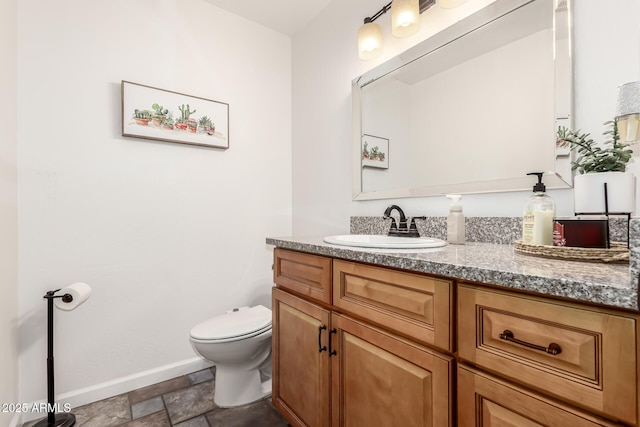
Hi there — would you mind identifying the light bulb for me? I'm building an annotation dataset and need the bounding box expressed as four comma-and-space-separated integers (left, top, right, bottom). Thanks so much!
358, 21, 382, 60
392, 0, 419, 38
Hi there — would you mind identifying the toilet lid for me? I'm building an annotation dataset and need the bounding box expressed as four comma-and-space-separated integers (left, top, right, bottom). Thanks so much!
190, 305, 272, 341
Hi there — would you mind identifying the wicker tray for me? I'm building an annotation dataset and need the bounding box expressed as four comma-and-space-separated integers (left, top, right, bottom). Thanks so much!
513, 240, 629, 263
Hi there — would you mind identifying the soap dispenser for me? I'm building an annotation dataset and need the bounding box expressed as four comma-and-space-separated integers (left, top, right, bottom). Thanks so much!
522, 172, 555, 245
446, 194, 465, 245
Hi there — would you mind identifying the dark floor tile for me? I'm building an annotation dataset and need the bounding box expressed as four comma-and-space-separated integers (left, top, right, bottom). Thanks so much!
174, 415, 211, 427
73, 394, 131, 426
187, 368, 215, 385
120, 410, 171, 427
20, 418, 40, 427
205, 400, 288, 427
263, 395, 276, 410
164, 380, 217, 424
128, 376, 190, 404
131, 396, 164, 420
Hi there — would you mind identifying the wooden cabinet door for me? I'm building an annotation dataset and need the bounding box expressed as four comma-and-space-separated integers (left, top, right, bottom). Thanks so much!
458, 365, 621, 427
330, 313, 453, 427
272, 288, 331, 427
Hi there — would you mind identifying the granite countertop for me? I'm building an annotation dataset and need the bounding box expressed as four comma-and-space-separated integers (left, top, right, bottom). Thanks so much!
266, 236, 638, 311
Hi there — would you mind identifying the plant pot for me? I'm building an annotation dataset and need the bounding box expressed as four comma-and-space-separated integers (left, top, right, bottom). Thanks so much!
186, 119, 197, 133
175, 122, 187, 131
133, 117, 150, 126
163, 124, 174, 130
573, 171, 636, 214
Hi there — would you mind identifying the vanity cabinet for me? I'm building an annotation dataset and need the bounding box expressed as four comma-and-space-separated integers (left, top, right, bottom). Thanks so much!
458, 284, 638, 425
272, 248, 640, 427
272, 250, 454, 427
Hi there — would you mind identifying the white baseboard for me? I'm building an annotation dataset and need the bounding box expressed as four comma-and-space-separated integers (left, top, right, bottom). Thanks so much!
21, 357, 212, 423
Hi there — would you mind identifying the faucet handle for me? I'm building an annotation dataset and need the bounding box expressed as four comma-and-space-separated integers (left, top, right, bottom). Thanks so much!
407, 216, 426, 237
410, 216, 426, 225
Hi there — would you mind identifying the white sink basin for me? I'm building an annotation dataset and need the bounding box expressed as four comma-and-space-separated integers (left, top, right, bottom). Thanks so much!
323, 234, 447, 249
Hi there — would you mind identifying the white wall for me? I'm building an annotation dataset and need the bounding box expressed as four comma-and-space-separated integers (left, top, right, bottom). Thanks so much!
0, 0, 19, 425
17, 0, 292, 411
292, 0, 640, 235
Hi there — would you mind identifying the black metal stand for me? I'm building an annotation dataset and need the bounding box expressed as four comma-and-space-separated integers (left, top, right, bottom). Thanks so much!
574, 182, 632, 248
34, 290, 76, 427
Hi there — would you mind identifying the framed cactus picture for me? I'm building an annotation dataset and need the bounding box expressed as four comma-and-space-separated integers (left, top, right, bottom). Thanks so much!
121, 81, 229, 149
362, 134, 389, 169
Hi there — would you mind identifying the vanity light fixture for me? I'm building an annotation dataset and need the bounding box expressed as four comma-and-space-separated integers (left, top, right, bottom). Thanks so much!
358, 0, 457, 61
616, 81, 640, 145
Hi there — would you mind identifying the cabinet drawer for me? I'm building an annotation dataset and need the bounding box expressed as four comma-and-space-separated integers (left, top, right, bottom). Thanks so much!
458, 365, 621, 426
333, 260, 453, 351
458, 284, 638, 425
273, 249, 332, 304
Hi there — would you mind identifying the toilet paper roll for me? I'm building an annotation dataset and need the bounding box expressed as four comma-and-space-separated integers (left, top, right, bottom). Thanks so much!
55, 282, 92, 311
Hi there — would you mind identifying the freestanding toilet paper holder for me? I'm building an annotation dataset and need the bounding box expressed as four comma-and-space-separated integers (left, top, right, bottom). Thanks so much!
34, 289, 77, 427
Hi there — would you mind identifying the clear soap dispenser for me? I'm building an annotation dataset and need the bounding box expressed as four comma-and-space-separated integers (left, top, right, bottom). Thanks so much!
446, 194, 465, 244
522, 172, 555, 246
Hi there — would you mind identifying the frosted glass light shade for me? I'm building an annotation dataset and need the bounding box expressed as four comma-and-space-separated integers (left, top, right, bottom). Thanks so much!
618, 115, 640, 145
616, 81, 640, 144
438, 0, 468, 8
358, 21, 383, 60
392, 0, 420, 38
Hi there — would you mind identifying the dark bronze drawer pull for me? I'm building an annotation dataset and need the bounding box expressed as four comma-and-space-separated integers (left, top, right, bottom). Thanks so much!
499, 329, 562, 355
329, 328, 337, 357
318, 325, 327, 353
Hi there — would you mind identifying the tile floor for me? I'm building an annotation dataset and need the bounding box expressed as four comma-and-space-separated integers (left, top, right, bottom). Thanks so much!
23, 367, 289, 427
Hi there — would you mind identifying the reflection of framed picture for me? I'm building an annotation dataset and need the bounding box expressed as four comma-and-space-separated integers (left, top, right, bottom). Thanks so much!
122, 81, 229, 149
362, 134, 389, 169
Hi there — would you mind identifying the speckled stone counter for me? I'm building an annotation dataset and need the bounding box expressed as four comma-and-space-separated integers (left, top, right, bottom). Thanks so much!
265, 235, 638, 311
350, 216, 631, 244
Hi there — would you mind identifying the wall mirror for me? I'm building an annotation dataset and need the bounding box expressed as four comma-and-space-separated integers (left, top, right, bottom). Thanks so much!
352, 0, 573, 200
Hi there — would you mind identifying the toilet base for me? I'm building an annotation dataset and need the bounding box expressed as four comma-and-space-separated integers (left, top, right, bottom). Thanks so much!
214, 367, 272, 408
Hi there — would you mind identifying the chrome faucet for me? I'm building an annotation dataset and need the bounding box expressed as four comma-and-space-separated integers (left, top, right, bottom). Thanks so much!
383, 205, 424, 237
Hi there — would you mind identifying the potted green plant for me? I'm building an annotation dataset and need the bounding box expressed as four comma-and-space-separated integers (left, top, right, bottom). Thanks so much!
132, 109, 152, 125
174, 118, 187, 130
178, 104, 198, 133
198, 116, 214, 134
161, 117, 175, 130
151, 103, 168, 126
559, 119, 635, 214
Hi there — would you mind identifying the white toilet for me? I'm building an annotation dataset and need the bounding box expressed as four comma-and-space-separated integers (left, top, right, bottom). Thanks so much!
189, 305, 273, 407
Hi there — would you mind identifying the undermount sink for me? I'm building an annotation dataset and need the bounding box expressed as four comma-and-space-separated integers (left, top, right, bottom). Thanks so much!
323, 234, 447, 249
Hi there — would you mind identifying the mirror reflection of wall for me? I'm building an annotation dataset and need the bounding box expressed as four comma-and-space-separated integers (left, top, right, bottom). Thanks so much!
357, 0, 571, 199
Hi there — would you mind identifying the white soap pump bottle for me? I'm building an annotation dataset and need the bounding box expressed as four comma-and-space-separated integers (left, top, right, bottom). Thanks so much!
446, 194, 465, 244
522, 172, 555, 246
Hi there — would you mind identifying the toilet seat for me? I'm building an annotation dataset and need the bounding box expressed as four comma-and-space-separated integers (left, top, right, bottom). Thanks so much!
190, 305, 272, 343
